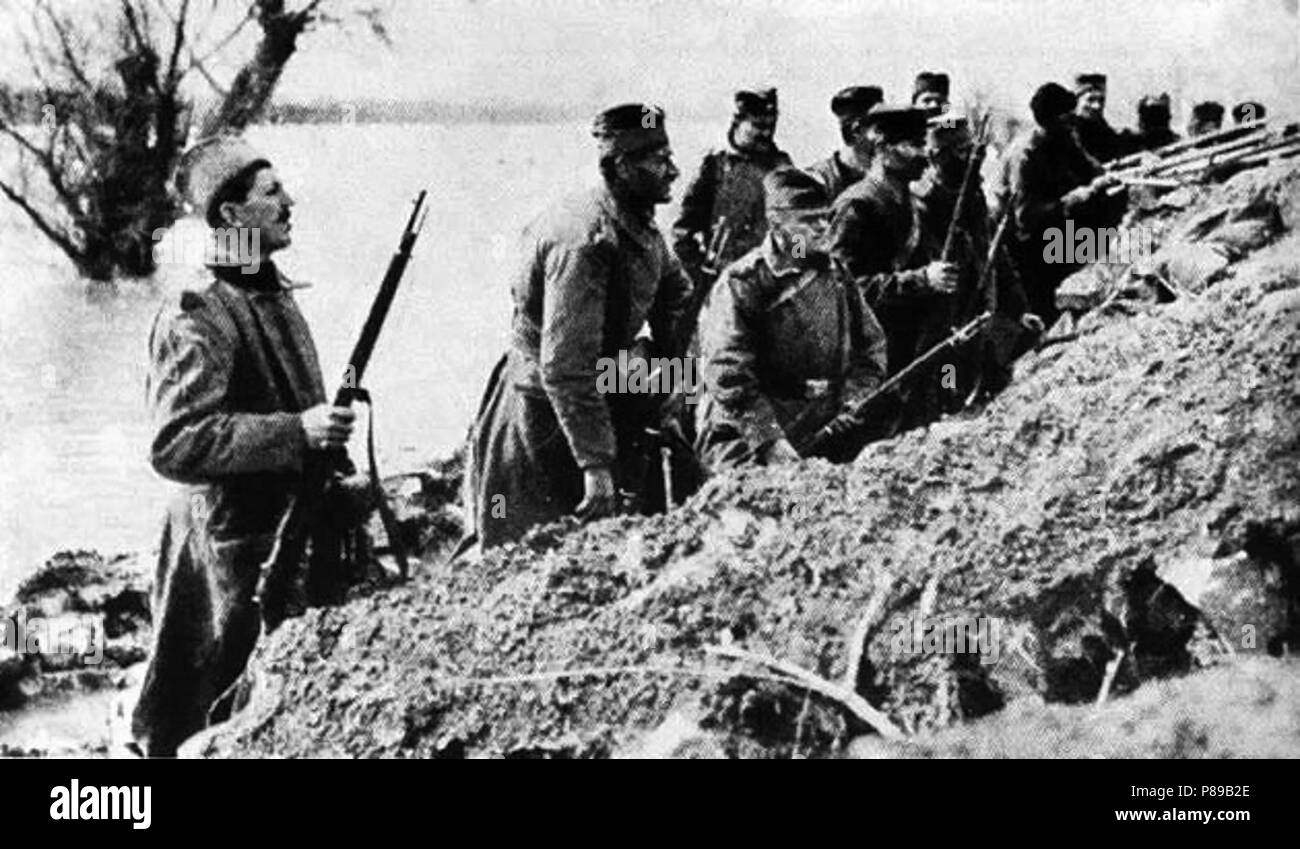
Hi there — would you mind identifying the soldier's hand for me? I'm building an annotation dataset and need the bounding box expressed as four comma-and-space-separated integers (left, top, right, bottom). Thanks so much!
575, 466, 617, 520
1020, 312, 1046, 335
764, 438, 801, 465
922, 261, 960, 295
301, 404, 356, 450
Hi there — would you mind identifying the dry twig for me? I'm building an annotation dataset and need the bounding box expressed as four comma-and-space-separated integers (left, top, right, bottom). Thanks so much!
1095, 649, 1125, 707
707, 645, 906, 741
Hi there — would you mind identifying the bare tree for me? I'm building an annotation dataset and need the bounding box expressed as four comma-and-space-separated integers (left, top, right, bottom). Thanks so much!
0, 0, 390, 281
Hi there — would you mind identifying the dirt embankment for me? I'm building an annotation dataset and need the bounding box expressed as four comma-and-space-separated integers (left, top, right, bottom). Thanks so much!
0, 455, 465, 757
173, 161, 1300, 758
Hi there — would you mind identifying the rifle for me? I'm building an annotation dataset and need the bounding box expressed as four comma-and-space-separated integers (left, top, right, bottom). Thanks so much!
956, 207, 1010, 322
1104, 121, 1299, 194
940, 112, 993, 262
700, 217, 734, 279
1106, 117, 1269, 172
794, 311, 993, 456
255, 190, 430, 633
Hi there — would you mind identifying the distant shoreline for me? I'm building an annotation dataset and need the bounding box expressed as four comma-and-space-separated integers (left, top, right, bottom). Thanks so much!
259, 99, 720, 126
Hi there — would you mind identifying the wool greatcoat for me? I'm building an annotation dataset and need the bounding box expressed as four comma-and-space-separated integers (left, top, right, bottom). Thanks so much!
132, 262, 331, 757
464, 185, 693, 550
695, 235, 888, 469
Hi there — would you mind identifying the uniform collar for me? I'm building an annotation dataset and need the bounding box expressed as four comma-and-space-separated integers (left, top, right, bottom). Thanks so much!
210, 260, 311, 295
597, 184, 658, 251
726, 131, 785, 165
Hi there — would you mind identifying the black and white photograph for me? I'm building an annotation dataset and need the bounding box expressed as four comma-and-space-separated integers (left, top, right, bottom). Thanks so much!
0, 0, 1296, 791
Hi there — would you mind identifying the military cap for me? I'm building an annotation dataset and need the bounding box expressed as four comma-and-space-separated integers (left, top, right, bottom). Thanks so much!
592, 103, 669, 156
1075, 73, 1107, 95
1137, 93, 1172, 119
735, 87, 779, 119
861, 103, 929, 142
1191, 101, 1225, 124
830, 85, 884, 119
1030, 82, 1077, 127
764, 167, 831, 215
1232, 101, 1266, 124
912, 71, 950, 102
176, 135, 270, 219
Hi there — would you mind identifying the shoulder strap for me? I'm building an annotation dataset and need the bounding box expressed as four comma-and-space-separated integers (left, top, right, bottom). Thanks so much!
347, 388, 411, 580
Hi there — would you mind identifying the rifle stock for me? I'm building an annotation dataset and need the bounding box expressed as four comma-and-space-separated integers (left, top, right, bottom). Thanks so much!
255, 190, 429, 633
795, 311, 993, 456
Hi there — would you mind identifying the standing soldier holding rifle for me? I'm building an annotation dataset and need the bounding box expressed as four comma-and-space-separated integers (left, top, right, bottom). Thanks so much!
462, 104, 693, 552
695, 168, 888, 469
1003, 83, 1124, 329
911, 115, 1042, 418
828, 104, 961, 434
133, 137, 380, 756
673, 88, 792, 298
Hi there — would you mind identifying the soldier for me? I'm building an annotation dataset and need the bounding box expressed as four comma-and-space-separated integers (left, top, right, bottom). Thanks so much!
695, 168, 888, 468
463, 104, 693, 551
672, 88, 792, 292
1232, 101, 1266, 125
909, 116, 1043, 418
132, 136, 362, 756
1118, 93, 1180, 155
1069, 73, 1123, 164
805, 85, 884, 202
1188, 101, 1225, 137
912, 71, 950, 116
1004, 82, 1123, 329
829, 104, 960, 395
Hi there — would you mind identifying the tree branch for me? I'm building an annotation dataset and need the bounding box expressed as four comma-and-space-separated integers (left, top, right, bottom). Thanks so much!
120, 0, 152, 56
36, 0, 95, 92
192, 8, 255, 66
0, 177, 82, 264
165, 0, 192, 89
187, 51, 230, 98
0, 120, 80, 214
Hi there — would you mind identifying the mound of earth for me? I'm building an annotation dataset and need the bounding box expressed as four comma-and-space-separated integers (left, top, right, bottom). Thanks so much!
848, 657, 1300, 759
0, 453, 463, 756
188, 162, 1300, 759
0, 550, 152, 709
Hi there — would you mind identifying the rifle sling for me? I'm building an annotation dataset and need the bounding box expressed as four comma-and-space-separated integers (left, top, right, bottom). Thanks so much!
349, 387, 411, 580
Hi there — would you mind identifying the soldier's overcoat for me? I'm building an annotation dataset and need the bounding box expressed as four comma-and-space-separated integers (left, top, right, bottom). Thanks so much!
133, 262, 327, 756
695, 236, 887, 468
465, 186, 692, 549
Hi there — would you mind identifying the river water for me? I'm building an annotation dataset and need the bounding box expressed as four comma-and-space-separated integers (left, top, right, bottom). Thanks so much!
0, 118, 837, 595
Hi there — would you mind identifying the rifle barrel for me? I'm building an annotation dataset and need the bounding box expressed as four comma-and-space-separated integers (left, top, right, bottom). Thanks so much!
1107, 118, 1269, 171
796, 311, 993, 455
334, 190, 428, 404
940, 113, 991, 262
1111, 125, 1276, 180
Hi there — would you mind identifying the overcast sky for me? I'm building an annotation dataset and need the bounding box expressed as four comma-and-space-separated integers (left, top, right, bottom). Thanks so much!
3, 0, 1297, 125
